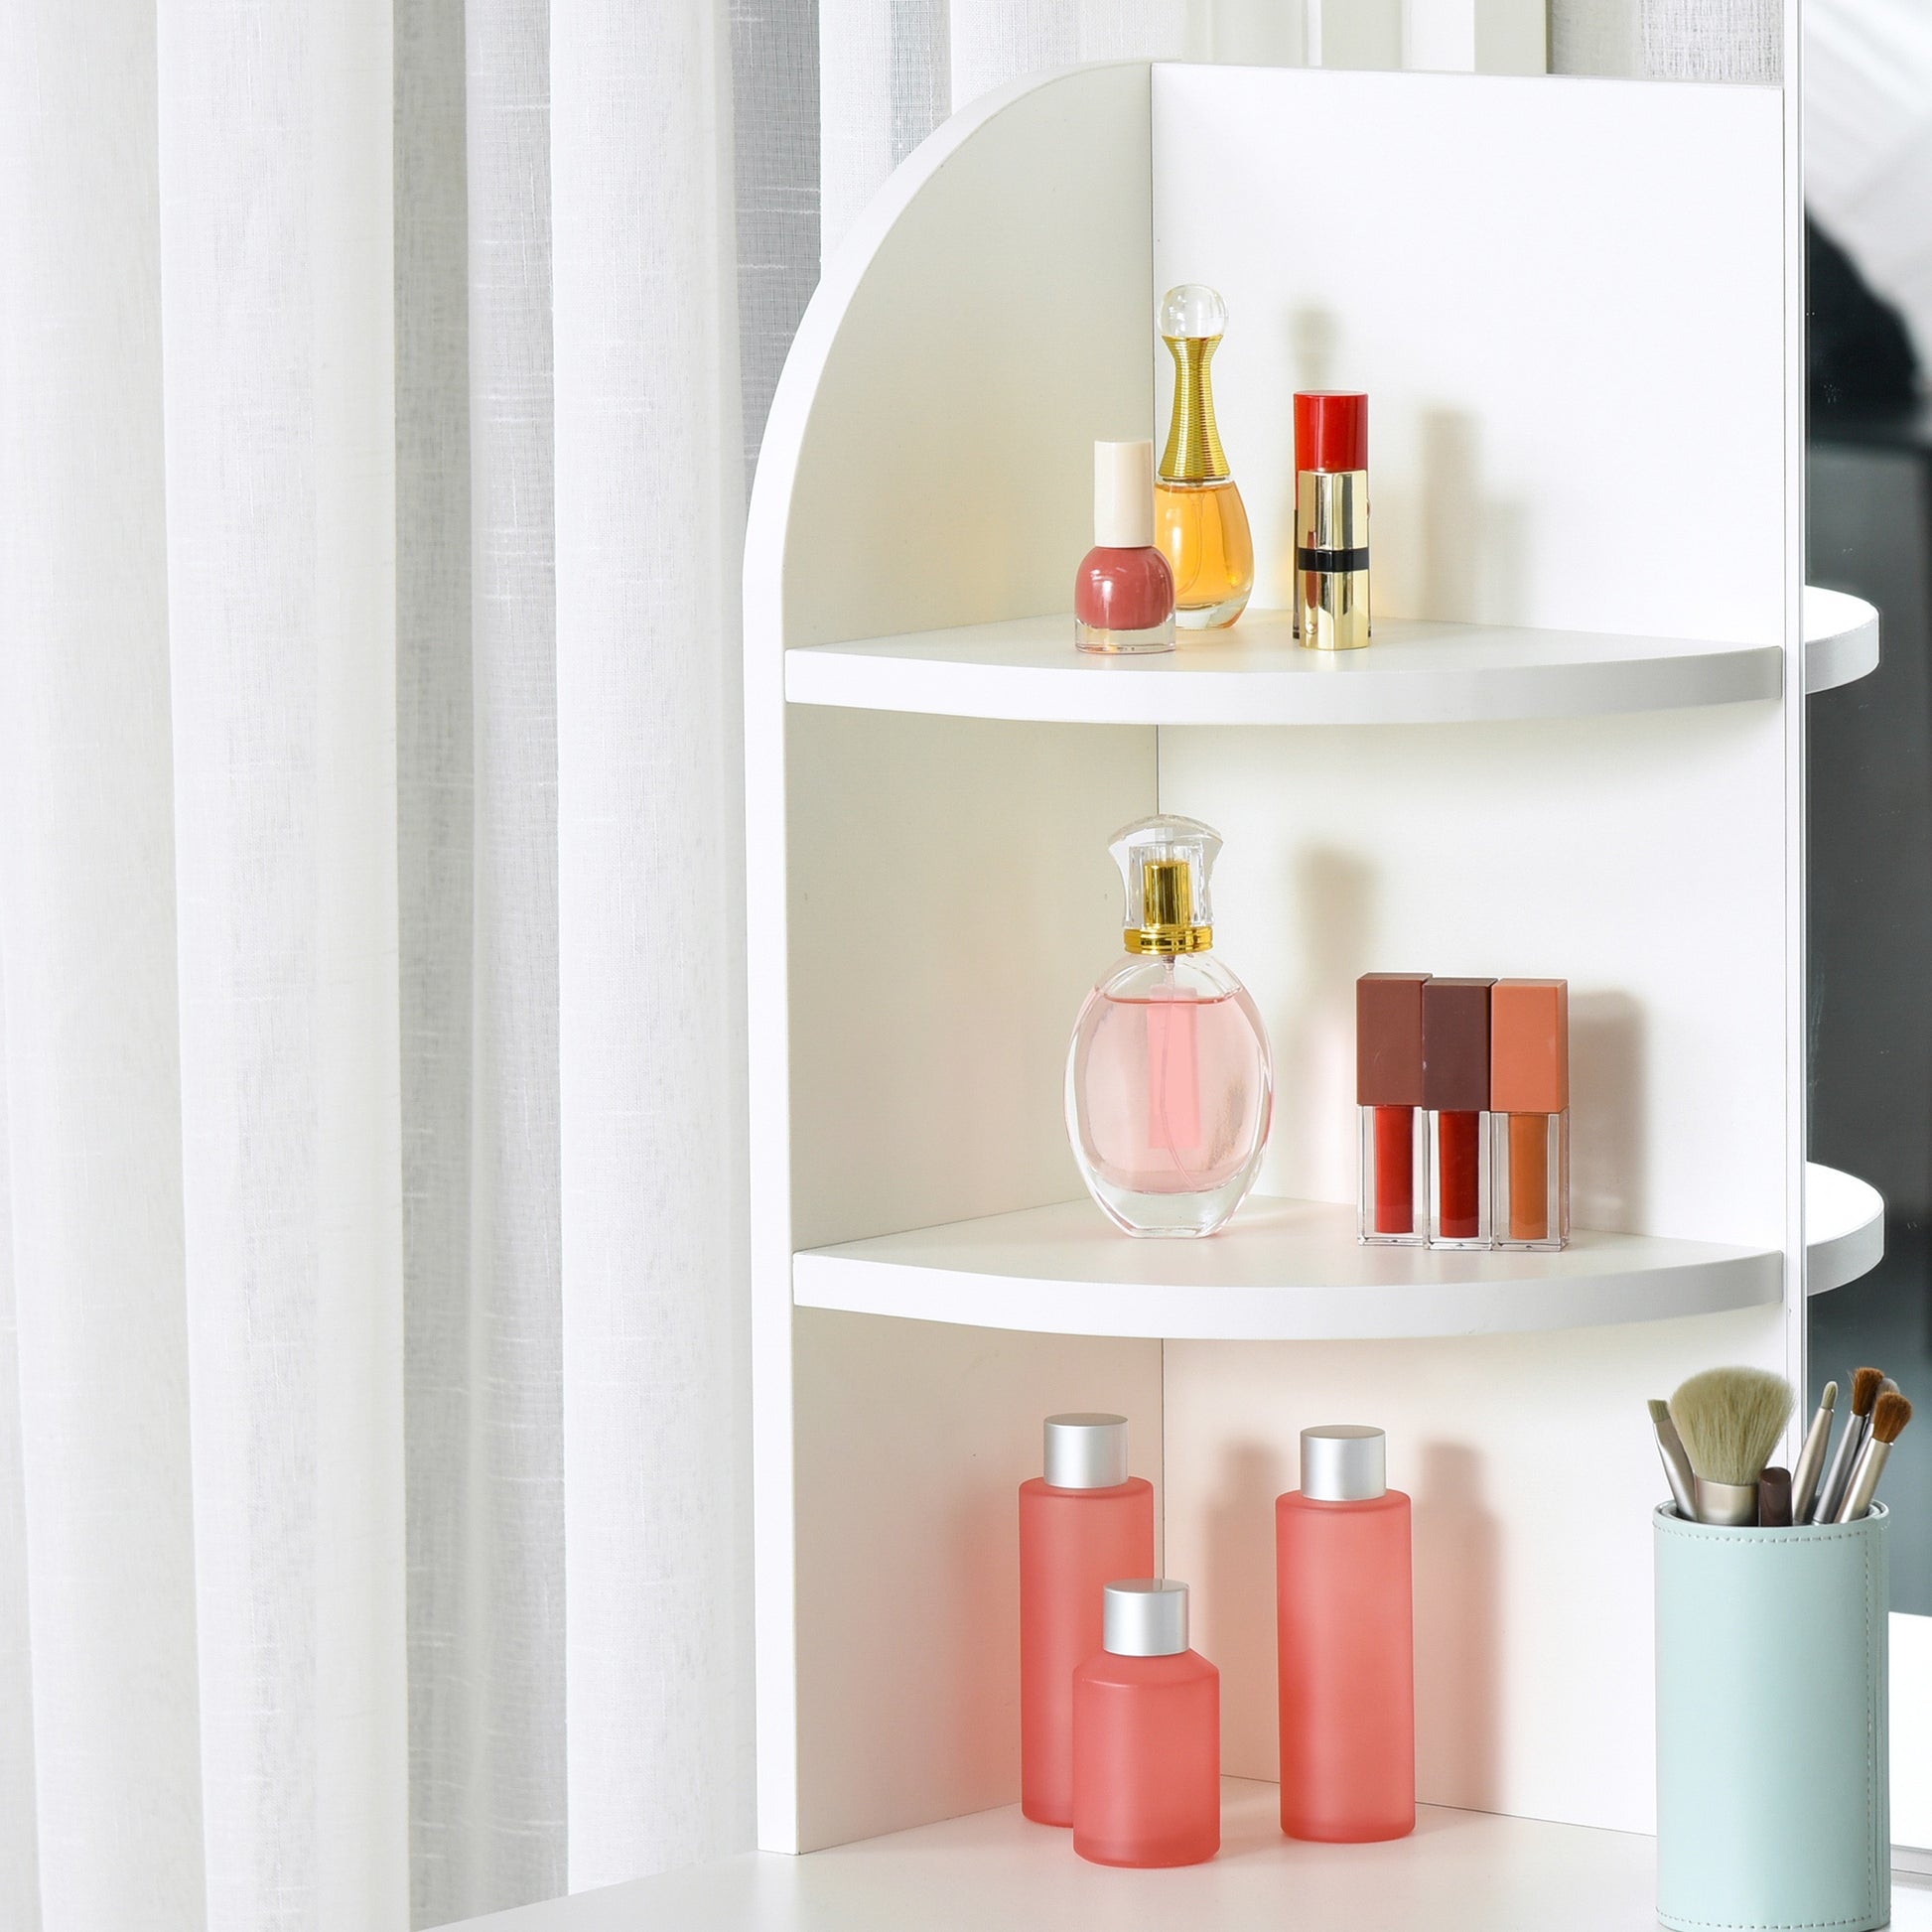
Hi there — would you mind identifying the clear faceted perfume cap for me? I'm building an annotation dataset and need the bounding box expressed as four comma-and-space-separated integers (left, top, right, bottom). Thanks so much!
1301, 1425, 1387, 1501
1042, 1413, 1130, 1488
1104, 1580, 1189, 1657
1110, 813, 1220, 956
1160, 283, 1227, 341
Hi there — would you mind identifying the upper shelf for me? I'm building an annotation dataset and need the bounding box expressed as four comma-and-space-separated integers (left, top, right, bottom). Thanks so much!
793, 1163, 1879, 1342
783, 589, 1876, 728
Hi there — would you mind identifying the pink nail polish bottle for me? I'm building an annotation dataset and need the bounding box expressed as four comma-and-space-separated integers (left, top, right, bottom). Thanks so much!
1072, 1580, 1220, 1867
1276, 1425, 1415, 1843
1018, 1415, 1156, 1826
1074, 439, 1175, 654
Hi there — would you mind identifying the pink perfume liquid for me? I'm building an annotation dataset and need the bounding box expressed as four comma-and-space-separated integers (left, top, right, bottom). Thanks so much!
1066, 957, 1271, 1237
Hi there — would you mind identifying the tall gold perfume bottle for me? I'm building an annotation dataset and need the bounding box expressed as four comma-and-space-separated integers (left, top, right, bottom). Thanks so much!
1156, 285, 1253, 630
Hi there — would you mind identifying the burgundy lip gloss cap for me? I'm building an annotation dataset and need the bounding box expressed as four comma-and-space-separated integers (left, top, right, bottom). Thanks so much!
1295, 392, 1369, 474
1357, 973, 1428, 1107
1422, 978, 1495, 1112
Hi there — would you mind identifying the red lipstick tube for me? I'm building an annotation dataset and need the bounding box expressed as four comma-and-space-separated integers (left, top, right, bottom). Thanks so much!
1295, 392, 1369, 652
1422, 977, 1494, 1249
1356, 974, 1429, 1246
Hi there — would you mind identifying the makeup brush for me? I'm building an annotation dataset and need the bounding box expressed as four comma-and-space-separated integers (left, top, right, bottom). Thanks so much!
1648, 1398, 1699, 1520
1835, 1391, 1912, 1523
1789, 1380, 1837, 1524
1668, 1367, 1794, 1526
1757, 1465, 1792, 1528
1814, 1367, 1883, 1526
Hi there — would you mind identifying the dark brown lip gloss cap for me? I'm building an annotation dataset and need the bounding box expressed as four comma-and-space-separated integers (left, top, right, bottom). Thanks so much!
1357, 973, 1428, 1106
1423, 978, 1495, 1112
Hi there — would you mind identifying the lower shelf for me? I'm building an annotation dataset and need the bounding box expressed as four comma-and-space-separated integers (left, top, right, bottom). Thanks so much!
462, 1780, 1930, 1931
792, 1165, 1881, 1341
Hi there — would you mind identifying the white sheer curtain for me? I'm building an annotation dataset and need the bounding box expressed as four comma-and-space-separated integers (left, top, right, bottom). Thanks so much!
0, 0, 759, 1927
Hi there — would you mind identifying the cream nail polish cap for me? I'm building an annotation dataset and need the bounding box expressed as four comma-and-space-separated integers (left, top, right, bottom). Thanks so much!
1094, 439, 1156, 549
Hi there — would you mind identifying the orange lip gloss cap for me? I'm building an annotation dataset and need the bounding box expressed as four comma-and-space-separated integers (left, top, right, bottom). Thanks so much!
1490, 980, 1569, 1114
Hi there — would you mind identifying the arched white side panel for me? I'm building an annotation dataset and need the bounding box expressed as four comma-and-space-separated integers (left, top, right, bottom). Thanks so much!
744, 66, 1159, 1853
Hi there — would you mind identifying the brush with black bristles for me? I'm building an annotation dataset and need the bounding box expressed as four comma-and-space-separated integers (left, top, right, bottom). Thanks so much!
1812, 1366, 1883, 1525
1668, 1366, 1794, 1525
1834, 1391, 1912, 1522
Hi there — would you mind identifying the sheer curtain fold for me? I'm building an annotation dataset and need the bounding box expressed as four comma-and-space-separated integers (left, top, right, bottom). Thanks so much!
552, 0, 754, 1886
0, 5, 204, 1932
155, 0, 407, 1926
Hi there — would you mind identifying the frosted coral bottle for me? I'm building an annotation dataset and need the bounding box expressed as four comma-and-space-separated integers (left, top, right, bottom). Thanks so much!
1276, 1425, 1415, 1842
1018, 1414, 1156, 1826
1071, 1581, 1220, 1867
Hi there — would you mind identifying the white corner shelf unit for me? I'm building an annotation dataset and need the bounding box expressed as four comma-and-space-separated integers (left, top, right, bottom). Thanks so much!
744, 43, 1885, 1910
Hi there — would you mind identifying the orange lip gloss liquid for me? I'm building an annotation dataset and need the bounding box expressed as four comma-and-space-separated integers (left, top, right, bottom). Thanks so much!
1490, 979, 1570, 1249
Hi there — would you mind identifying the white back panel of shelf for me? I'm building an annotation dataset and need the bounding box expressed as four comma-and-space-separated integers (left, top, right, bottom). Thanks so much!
1152, 67, 1786, 642
1151, 64, 1795, 1839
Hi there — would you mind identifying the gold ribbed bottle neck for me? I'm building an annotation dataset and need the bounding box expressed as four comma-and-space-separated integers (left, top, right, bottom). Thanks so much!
1160, 335, 1229, 484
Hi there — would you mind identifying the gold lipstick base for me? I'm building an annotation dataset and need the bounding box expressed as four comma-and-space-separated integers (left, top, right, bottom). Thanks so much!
1298, 567, 1370, 651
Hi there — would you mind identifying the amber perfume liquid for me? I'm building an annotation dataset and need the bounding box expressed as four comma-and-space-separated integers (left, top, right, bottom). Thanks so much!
1155, 481, 1253, 631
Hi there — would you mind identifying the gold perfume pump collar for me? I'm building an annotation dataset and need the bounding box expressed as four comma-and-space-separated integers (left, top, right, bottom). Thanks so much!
1160, 335, 1230, 484
1124, 858, 1212, 954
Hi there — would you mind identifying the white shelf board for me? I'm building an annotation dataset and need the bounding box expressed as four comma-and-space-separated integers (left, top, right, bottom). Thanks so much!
1806, 1159, 1885, 1294
1804, 585, 1882, 694
782, 588, 1876, 728
784, 609, 1781, 726
447, 1779, 1932, 1931
793, 1195, 1780, 1341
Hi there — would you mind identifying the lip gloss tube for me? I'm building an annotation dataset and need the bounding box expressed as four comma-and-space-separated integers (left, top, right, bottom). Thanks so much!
1295, 392, 1369, 651
1423, 977, 1494, 1249
1489, 979, 1570, 1249
1356, 974, 1429, 1246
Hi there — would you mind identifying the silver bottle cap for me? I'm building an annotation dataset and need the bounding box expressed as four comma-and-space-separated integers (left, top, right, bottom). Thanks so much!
1301, 1425, 1387, 1501
1043, 1413, 1130, 1489
1103, 1579, 1188, 1657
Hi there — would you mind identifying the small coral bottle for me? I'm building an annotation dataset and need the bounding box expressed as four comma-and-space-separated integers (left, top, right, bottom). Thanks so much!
1071, 1581, 1220, 1867
1276, 1425, 1415, 1843
1018, 1415, 1156, 1826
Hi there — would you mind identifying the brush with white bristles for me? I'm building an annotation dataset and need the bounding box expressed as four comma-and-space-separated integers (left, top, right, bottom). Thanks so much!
1834, 1391, 1912, 1522
1668, 1366, 1794, 1525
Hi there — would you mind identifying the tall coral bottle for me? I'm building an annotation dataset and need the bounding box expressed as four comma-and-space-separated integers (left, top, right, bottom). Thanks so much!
1155, 284, 1253, 629
1276, 1425, 1415, 1842
1019, 1414, 1156, 1826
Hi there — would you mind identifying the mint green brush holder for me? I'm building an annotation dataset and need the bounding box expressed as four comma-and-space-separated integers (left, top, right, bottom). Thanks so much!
1654, 1503, 1889, 1932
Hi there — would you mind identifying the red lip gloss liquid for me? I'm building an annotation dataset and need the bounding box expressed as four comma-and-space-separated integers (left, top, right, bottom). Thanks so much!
1423, 977, 1494, 1249
1075, 439, 1175, 654
1356, 973, 1429, 1246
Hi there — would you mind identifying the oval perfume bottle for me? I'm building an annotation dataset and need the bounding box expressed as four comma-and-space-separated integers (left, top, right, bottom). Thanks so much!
1065, 815, 1272, 1237
1155, 285, 1254, 630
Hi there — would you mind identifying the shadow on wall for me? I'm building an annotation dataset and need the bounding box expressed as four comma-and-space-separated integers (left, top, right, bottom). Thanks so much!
1274, 846, 1374, 1207
1571, 991, 1647, 1236
1204, 1437, 1291, 1775
1414, 1440, 1502, 1811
